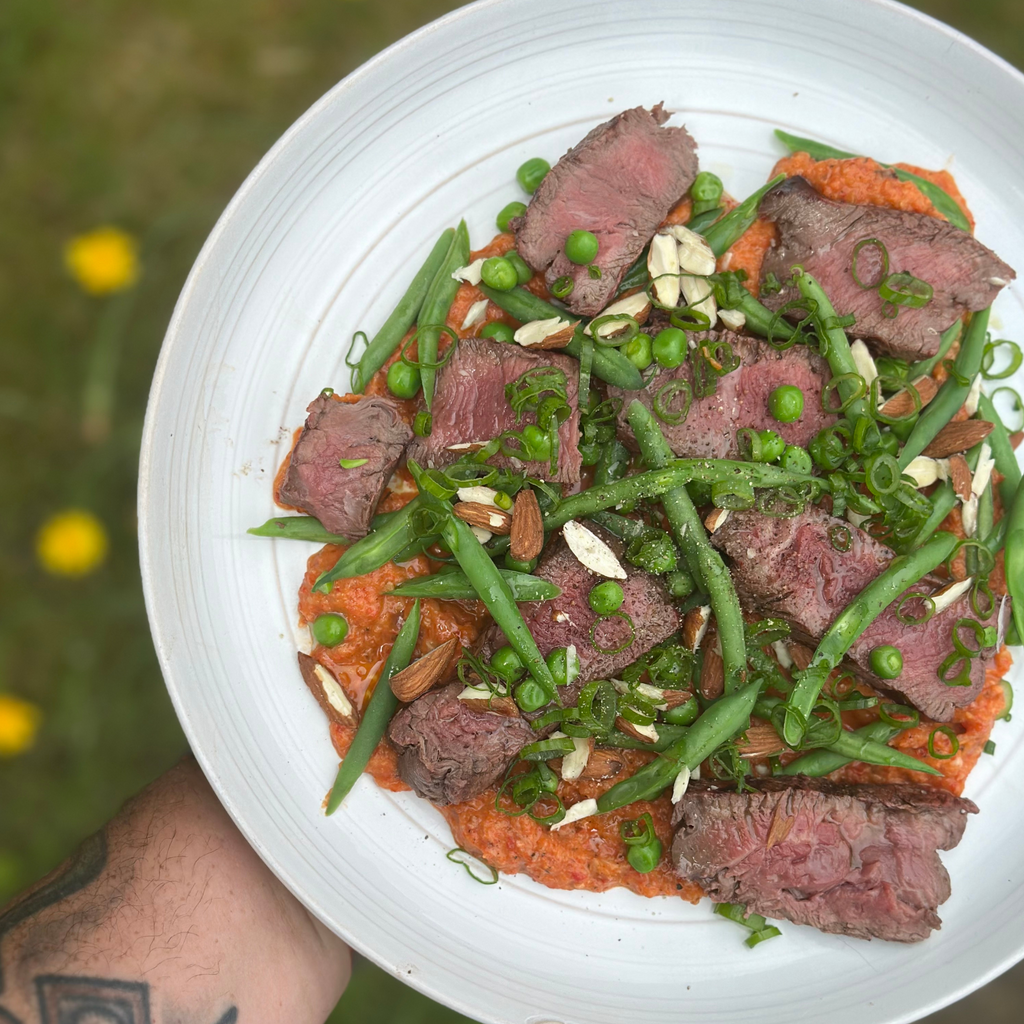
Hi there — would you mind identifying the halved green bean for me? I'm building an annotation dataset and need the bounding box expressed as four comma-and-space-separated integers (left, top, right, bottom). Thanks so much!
774, 130, 970, 232
899, 307, 991, 469
563, 333, 643, 390
418, 220, 470, 410
478, 282, 566, 323
596, 680, 761, 812
703, 175, 785, 257
977, 392, 1022, 507
326, 600, 421, 814
248, 515, 352, 544
387, 569, 561, 602
909, 319, 962, 380
1004, 474, 1024, 644
782, 531, 958, 746
353, 228, 455, 392
778, 721, 943, 777
908, 480, 956, 550
628, 401, 747, 693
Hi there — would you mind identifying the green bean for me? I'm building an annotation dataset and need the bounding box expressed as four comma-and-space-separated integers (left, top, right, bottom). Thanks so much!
777, 721, 941, 777
596, 680, 761, 812
628, 401, 747, 693
353, 228, 455, 392
478, 284, 643, 390
909, 319, 962, 380
977, 392, 1022, 507
587, 510, 650, 543
713, 274, 796, 341
686, 207, 724, 234
908, 480, 956, 550
418, 220, 470, 410
326, 600, 421, 814
703, 175, 785, 257
602, 724, 688, 751
313, 498, 428, 592
1004, 473, 1024, 644
615, 245, 650, 296
773, 130, 970, 231
899, 307, 991, 469
248, 515, 353, 544
782, 531, 958, 746
438, 512, 556, 708
387, 569, 561, 602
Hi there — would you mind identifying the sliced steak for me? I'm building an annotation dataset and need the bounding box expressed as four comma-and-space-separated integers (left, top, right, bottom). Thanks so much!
407, 337, 582, 484
710, 507, 994, 721
760, 176, 1014, 360
609, 331, 834, 459
278, 395, 411, 540
672, 777, 977, 942
388, 683, 534, 805
481, 533, 681, 702
514, 104, 699, 316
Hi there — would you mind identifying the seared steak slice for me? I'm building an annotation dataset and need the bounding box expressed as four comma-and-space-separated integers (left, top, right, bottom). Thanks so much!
609, 331, 834, 459
407, 337, 582, 484
388, 683, 534, 805
514, 104, 699, 316
760, 176, 1014, 359
710, 507, 993, 721
672, 778, 977, 942
481, 534, 681, 702
278, 395, 411, 540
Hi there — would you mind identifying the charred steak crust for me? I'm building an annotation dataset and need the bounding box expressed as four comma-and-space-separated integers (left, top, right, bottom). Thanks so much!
278, 394, 412, 540
406, 337, 582, 484
672, 778, 977, 942
388, 683, 535, 805
514, 103, 699, 316
710, 507, 994, 721
759, 176, 1015, 360
609, 330, 835, 460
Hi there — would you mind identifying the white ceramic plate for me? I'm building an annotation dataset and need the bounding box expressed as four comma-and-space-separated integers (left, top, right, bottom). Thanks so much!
139, 1, 1024, 1021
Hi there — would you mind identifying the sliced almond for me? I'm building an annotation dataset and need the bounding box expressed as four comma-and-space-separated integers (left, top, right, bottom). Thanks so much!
682, 605, 712, 652
578, 747, 625, 781
699, 645, 724, 700
461, 298, 489, 330
647, 232, 681, 308
667, 224, 717, 275
457, 485, 500, 507
718, 307, 746, 331
615, 716, 660, 744
470, 525, 493, 545
451, 258, 484, 285
662, 689, 694, 710
737, 718, 786, 758
513, 317, 577, 350
930, 577, 973, 616
961, 493, 979, 537
787, 642, 814, 671
671, 765, 692, 803
562, 520, 627, 579
389, 638, 460, 702
904, 456, 942, 489
550, 798, 598, 831
454, 501, 513, 535
704, 507, 731, 533
921, 419, 994, 457
681, 274, 717, 329
879, 374, 938, 420
560, 736, 594, 781
445, 440, 489, 453
510, 488, 544, 562
964, 373, 983, 417
948, 454, 972, 501
298, 653, 358, 726
584, 291, 652, 339
972, 443, 995, 498
850, 339, 878, 388
460, 695, 520, 717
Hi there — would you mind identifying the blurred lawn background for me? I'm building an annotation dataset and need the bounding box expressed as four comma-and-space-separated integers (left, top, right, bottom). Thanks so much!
1, 1, 1022, 1021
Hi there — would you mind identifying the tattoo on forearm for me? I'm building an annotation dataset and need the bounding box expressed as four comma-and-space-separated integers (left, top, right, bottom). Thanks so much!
0, 832, 108, 996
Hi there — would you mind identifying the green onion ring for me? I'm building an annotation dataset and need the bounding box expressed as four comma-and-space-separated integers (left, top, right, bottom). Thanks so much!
927, 725, 960, 759
850, 237, 890, 290
895, 592, 935, 625
879, 702, 920, 729
590, 612, 636, 655
653, 379, 693, 425
982, 339, 1023, 380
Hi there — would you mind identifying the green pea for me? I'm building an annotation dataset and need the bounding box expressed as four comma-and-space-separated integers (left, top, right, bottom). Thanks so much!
870, 645, 904, 679
625, 333, 653, 370
565, 229, 599, 266
497, 201, 527, 232
515, 678, 549, 712
311, 613, 348, 647
481, 256, 518, 291
588, 580, 624, 615
652, 328, 687, 369
504, 552, 538, 573
691, 170, 724, 204
768, 384, 804, 423
545, 646, 578, 689
505, 250, 533, 285
626, 838, 662, 873
665, 569, 695, 600
780, 444, 812, 475
521, 424, 551, 460
664, 696, 700, 726
490, 645, 525, 682
758, 430, 786, 463
386, 360, 421, 399
516, 157, 550, 194
480, 321, 515, 344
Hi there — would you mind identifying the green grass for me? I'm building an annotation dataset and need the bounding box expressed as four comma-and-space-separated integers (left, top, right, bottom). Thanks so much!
0, 2, 1020, 1023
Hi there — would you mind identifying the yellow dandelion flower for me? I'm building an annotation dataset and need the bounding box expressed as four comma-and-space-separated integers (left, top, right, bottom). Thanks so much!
64, 226, 140, 295
0, 696, 41, 758
36, 509, 109, 577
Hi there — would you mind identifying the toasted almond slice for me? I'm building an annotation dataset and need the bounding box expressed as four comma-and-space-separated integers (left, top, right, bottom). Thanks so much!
457, 684, 494, 701
705, 507, 730, 533
454, 501, 513, 535
513, 317, 577, 349
972, 442, 995, 498
560, 737, 594, 781
550, 798, 598, 831
461, 298, 489, 330
718, 307, 746, 331
446, 440, 489, 453
457, 485, 500, 507
298, 653, 358, 726
737, 718, 786, 759
667, 224, 717, 275
682, 605, 712, 652
948, 454, 972, 501
921, 419, 994, 457
772, 640, 793, 670
562, 520, 627, 579
389, 638, 460, 702
905, 456, 942, 489
681, 274, 717, 329
510, 488, 544, 562
930, 577, 973, 615
460, 695, 520, 717
671, 765, 692, 803
879, 374, 938, 419
648, 232, 681, 308
961, 493, 979, 537
850, 339, 878, 388
699, 645, 724, 700
451, 258, 485, 285
615, 716, 660, 744
964, 373, 983, 417
470, 525, 493, 544
578, 747, 624, 781
663, 689, 695, 710
787, 642, 814, 671
584, 292, 652, 338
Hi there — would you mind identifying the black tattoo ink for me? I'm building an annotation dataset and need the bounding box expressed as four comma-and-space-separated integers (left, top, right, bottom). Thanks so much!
0, 1006, 24, 1024
36, 975, 150, 1023
0, 832, 108, 995
214, 1010, 238, 1024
